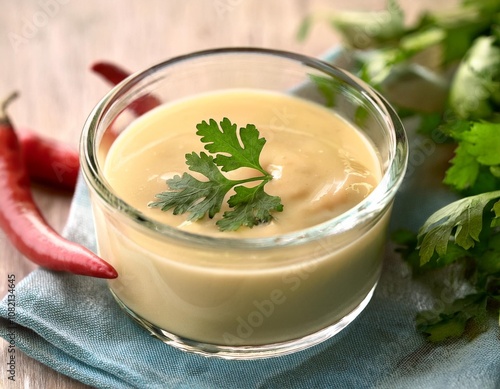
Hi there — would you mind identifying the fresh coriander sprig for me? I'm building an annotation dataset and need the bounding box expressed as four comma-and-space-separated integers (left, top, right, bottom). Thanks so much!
301, 0, 500, 343
417, 190, 500, 264
393, 190, 500, 342
149, 118, 283, 231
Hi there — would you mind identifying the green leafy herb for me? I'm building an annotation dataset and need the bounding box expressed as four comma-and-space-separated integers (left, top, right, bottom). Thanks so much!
392, 191, 500, 341
301, 0, 500, 342
297, 0, 405, 49
444, 121, 500, 193
149, 118, 283, 231
448, 36, 500, 120
308, 74, 339, 107
416, 293, 488, 342
302, 0, 500, 117
417, 191, 500, 264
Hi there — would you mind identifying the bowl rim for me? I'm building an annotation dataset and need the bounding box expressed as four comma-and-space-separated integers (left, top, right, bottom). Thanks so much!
80, 47, 408, 250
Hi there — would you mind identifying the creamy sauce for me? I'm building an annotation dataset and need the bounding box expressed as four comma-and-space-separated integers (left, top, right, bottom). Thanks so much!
103, 89, 381, 237
95, 89, 389, 346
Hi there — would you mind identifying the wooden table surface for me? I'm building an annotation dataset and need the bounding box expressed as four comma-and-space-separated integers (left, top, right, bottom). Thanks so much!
0, 1, 455, 387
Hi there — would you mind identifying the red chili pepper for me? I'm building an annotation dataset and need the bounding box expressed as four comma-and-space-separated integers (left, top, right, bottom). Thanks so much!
20, 131, 79, 191
0, 93, 117, 279
91, 61, 130, 85
91, 61, 161, 115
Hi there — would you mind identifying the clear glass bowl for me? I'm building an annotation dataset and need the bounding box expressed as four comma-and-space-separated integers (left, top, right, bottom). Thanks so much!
80, 48, 408, 359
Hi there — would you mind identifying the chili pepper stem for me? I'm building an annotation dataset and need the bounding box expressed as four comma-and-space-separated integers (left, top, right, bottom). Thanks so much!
0, 92, 19, 124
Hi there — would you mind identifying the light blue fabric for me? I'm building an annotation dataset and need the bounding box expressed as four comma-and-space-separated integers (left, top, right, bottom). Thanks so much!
1, 176, 499, 389
1, 53, 500, 388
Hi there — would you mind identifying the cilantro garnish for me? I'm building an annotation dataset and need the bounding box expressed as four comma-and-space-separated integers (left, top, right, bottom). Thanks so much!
149, 118, 283, 231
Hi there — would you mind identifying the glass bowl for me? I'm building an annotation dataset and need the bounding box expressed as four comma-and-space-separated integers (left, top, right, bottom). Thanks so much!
80, 48, 408, 359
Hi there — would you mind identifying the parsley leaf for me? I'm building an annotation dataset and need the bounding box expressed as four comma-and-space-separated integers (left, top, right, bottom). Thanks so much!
217, 184, 284, 231
149, 118, 283, 231
150, 152, 233, 221
444, 121, 500, 192
461, 121, 500, 166
443, 144, 481, 191
302, 0, 500, 342
405, 191, 500, 340
448, 36, 500, 120
416, 293, 488, 342
417, 190, 500, 264
196, 118, 267, 174
298, 0, 405, 48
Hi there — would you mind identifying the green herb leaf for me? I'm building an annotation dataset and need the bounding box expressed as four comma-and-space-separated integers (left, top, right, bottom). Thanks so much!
449, 36, 500, 120
417, 191, 500, 264
150, 118, 283, 231
444, 144, 481, 191
461, 121, 500, 166
477, 232, 500, 273
296, 14, 313, 41
150, 152, 234, 221
217, 184, 283, 231
329, 0, 405, 49
444, 121, 500, 193
416, 293, 488, 342
196, 118, 268, 174
304, 0, 500, 342
308, 74, 339, 108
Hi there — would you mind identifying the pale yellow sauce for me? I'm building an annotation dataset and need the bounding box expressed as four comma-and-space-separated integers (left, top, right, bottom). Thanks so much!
104, 89, 381, 237
95, 89, 388, 346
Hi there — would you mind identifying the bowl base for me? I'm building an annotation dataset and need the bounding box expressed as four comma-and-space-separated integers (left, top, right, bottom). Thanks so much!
109, 283, 377, 360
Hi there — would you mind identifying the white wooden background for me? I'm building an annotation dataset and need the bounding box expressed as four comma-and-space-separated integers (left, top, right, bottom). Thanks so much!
0, 1, 454, 387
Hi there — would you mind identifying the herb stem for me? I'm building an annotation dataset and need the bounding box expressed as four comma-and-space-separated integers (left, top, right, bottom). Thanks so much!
230, 174, 272, 186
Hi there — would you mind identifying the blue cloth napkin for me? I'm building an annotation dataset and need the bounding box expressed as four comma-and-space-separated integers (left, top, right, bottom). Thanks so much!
2, 59, 500, 389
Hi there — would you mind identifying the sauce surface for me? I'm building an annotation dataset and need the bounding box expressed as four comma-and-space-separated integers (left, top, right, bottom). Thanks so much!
104, 89, 381, 238
99, 89, 388, 345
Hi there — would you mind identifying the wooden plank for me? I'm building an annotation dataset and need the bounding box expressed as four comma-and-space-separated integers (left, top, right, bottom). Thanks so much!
0, 0, 456, 387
